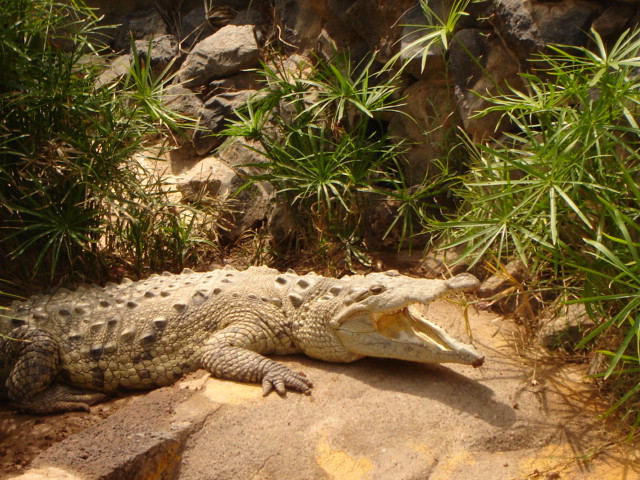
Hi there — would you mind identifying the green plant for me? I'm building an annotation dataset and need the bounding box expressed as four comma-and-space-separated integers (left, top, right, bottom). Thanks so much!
221, 53, 408, 257
371, 158, 458, 251
105, 177, 222, 274
434, 28, 640, 431
0, 0, 207, 286
386, 0, 475, 75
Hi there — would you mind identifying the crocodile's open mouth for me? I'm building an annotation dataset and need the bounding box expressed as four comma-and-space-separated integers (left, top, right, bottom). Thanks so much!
404, 303, 484, 367
335, 302, 485, 367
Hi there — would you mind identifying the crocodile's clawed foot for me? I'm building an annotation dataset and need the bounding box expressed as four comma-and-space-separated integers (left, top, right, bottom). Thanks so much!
262, 368, 313, 396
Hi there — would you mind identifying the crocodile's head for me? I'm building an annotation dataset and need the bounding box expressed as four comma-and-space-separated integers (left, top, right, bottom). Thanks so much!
302, 272, 484, 368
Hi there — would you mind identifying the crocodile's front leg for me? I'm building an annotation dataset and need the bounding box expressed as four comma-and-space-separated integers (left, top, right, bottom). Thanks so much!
199, 321, 313, 395
1, 326, 106, 414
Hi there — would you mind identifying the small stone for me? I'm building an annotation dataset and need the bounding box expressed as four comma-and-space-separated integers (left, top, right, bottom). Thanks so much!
478, 259, 528, 298
178, 25, 260, 88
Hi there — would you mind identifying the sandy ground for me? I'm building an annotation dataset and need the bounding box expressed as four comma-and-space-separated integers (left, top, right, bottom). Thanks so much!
1, 298, 639, 480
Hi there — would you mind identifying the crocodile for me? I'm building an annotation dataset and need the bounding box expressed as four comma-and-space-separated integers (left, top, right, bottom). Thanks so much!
0, 266, 484, 414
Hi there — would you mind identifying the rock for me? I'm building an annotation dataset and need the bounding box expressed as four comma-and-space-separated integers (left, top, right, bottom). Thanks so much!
316, 19, 368, 62
162, 85, 204, 146
134, 34, 180, 76
176, 156, 273, 243
177, 24, 261, 88
191, 131, 220, 157
225, 178, 273, 244
388, 79, 458, 184
194, 89, 258, 155
478, 259, 528, 299
163, 85, 204, 119
326, 0, 416, 61
397, 0, 490, 79
177, 157, 230, 203
274, 0, 326, 50
539, 304, 595, 350
176, 156, 230, 202
490, 0, 603, 60
208, 71, 262, 95
591, 2, 638, 40
167, 142, 202, 174
398, 4, 446, 80
217, 138, 268, 168
213, 0, 254, 11
111, 5, 169, 53
361, 194, 404, 251
217, 140, 292, 245
229, 7, 267, 28
27, 386, 206, 480
421, 255, 451, 277
95, 54, 132, 88
450, 29, 523, 140
201, 90, 257, 132
265, 202, 296, 247
361, 193, 429, 251
531, 0, 602, 47
180, 6, 216, 49
476, 259, 534, 315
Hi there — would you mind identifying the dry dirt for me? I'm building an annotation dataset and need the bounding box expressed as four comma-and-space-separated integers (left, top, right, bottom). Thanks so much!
1, 271, 639, 479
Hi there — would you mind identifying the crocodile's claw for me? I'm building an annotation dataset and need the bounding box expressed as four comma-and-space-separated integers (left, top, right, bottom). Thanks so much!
262, 367, 313, 396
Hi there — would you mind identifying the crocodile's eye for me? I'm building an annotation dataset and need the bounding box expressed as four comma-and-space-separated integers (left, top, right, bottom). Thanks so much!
369, 284, 386, 294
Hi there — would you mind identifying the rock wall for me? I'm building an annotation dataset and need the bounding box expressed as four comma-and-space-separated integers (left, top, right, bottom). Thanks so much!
89, 0, 639, 245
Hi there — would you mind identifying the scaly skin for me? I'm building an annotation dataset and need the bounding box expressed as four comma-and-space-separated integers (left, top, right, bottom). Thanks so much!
0, 266, 484, 414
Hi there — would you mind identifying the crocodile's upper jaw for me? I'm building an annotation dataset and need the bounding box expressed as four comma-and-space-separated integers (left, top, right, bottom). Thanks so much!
327, 272, 484, 367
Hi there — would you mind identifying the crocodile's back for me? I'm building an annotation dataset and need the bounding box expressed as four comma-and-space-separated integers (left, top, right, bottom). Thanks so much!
2, 268, 275, 392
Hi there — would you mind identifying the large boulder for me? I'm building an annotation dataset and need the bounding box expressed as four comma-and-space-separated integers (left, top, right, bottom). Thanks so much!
591, 2, 639, 40
134, 34, 180, 76
177, 24, 261, 88
109, 5, 170, 52
274, 0, 327, 50
490, 0, 604, 59
161, 84, 204, 148
193, 89, 258, 155
398, 0, 489, 80
388, 79, 458, 183
326, 0, 416, 61
180, 6, 216, 49
176, 155, 273, 243
450, 28, 523, 140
